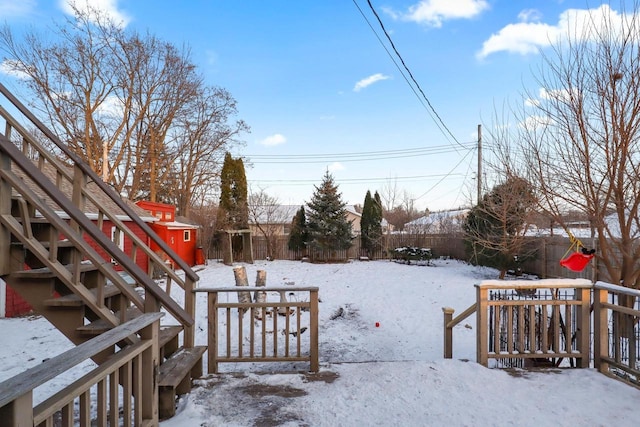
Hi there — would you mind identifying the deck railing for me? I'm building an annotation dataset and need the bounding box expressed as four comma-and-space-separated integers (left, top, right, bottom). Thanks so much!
444, 279, 592, 368
0, 312, 162, 427
593, 281, 640, 387
195, 286, 319, 373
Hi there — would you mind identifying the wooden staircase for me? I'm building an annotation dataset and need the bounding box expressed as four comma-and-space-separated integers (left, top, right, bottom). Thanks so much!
0, 83, 206, 420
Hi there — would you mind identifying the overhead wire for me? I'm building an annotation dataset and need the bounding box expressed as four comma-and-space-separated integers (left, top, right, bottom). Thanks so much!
358, 0, 466, 151
350, 0, 457, 149
248, 173, 465, 186
245, 142, 476, 164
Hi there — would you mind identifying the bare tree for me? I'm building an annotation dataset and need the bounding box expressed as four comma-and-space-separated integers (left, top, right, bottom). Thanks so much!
189, 203, 218, 260
493, 3, 640, 288
0, 4, 245, 207
248, 188, 296, 260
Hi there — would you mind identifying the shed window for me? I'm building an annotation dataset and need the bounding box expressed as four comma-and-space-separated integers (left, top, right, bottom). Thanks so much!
184, 230, 191, 242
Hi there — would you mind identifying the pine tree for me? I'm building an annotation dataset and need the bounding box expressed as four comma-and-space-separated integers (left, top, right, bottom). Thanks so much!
360, 190, 383, 257
306, 171, 353, 259
217, 152, 248, 230
463, 176, 536, 278
288, 206, 309, 253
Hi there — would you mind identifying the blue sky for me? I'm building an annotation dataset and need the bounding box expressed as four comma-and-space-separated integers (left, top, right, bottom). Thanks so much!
0, 0, 627, 211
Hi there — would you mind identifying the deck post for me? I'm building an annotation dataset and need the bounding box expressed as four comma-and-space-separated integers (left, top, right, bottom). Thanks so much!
442, 307, 454, 359
310, 289, 320, 372
593, 287, 609, 373
476, 285, 489, 367
140, 318, 159, 424
0, 392, 33, 427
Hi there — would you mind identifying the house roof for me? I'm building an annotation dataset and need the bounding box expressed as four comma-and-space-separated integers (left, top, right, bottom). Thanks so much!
405, 209, 469, 228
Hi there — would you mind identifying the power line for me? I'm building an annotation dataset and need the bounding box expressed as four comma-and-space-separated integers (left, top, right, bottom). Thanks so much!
248, 173, 465, 186
245, 142, 476, 164
356, 0, 466, 150
413, 146, 476, 202
350, 0, 454, 147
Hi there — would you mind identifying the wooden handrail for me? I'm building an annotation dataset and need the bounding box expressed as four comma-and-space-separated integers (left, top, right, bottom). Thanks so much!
0, 83, 197, 282
0, 136, 192, 327
0, 312, 163, 408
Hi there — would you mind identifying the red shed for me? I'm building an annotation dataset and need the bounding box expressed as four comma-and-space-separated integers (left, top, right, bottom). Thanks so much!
135, 201, 200, 268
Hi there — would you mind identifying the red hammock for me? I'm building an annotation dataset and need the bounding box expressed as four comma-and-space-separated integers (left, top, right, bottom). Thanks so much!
560, 251, 594, 272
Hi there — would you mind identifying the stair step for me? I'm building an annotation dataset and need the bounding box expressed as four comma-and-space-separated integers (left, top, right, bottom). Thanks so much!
11, 239, 75, 248
159, 325, 182, 359
10, 262, 98, 279
158, 346, 207, 420
43, 284, 123, 307
76, 306, 143, 336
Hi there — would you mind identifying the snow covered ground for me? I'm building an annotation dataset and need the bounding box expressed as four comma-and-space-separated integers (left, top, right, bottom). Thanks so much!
1, 259, 639, 426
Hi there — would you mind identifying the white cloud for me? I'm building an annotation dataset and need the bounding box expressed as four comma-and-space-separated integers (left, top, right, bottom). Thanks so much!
328, 162, 345, 172
0, 59, 31, 80
60, 0, 131, 27
353, 73, 390, 92
259, 134, 287, 147
0, 0, 36, 18
519, 114, 551, 130
477, 4, 629, 59
477, 21, 559, 59
392, 0, 489, 28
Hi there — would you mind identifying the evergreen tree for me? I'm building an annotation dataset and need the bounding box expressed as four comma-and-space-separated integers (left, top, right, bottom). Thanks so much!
463, 176, 536, 278
360, 190, 383, 256
288, 206, 309, 253
216, 152, 248, 230
306, 171, 353, 259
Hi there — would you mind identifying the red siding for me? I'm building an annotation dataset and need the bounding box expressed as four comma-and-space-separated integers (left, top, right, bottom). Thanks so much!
83, 219, 151, 274
4, 219, 152, 317
5, 286, 32, 317
149, 224, 198, 268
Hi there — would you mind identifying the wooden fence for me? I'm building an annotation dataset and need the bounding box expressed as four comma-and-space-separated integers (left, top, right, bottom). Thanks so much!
0, 313, 162, 427
194, 286, 319, 374
209, 233, 603, 280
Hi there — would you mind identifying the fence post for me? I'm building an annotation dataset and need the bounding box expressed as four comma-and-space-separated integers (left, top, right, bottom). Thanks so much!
476, 285, 488, 367
140, 318, 159, 424
0, 392, 33, 427
593, 286, 609, 373
576, 286, 592, 368
309, 289, 320, 372
208, 292, 219, 374
442, 307, 454, 359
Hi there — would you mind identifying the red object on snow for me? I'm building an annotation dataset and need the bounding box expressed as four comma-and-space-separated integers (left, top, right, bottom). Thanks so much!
375, 322, 380, 328
560, 252, 594, 272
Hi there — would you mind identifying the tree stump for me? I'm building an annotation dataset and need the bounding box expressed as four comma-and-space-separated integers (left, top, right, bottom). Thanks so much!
254, 270, 267, 319
233, 266, 252, 315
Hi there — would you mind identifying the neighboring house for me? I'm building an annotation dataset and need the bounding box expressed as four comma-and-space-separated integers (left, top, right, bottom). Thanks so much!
135, 201, 201, 268
2, 163, 157, 318
247, 204, 391, 237
404, 209, 469, 234
345, 205, 362, 235
248, 204, 299, 237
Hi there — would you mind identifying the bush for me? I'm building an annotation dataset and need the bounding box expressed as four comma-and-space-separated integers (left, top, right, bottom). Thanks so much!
390, 246, 433, 265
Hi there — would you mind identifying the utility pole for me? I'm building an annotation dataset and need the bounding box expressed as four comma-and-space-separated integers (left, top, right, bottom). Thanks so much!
477, 124, 482, 204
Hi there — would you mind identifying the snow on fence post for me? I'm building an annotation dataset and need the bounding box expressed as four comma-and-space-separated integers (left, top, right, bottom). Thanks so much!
233, 266, 252, 315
